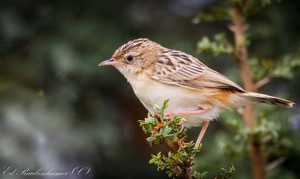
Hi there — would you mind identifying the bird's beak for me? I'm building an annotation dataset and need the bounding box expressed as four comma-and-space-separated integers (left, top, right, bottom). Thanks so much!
98, 58, 116, 66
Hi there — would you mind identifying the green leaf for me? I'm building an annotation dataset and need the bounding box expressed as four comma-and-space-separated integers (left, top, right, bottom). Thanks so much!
164, 134, 175, 140
153, 99, 169, 119
192, 6, 231, 24
149, 158, 157, 164
220, 164, 235, 179
250, 54, 300, 80
161, 99, 169, 119
161, 126, 172, 136
197, 34, 234, 56
147, 137, 156, 142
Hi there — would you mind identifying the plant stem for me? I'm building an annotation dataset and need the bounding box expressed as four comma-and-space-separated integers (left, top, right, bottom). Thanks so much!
164, 139, 192, 178
230, 2, 265, 179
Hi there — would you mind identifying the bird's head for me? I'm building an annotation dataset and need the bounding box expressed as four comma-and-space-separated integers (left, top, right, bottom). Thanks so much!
99, 38, 164, 77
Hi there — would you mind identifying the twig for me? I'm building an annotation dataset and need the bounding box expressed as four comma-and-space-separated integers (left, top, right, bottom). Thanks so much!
230, 1, 266, 179
260, 135, 272, 144
265, 157, 286, 171
254, 77, 271, 90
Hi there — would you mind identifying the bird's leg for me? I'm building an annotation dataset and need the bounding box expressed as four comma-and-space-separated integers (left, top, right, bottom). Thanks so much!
164, 113, 175, 120
163, 106, 211, 148
164, 107, 206, 119
195, 121, 209, 149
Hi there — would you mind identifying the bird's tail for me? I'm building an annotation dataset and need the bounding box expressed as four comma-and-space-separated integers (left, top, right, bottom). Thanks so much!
241, 92, 294, 109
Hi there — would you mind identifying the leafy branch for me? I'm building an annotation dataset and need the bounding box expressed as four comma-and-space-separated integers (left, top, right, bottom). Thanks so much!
139, 100, 235, 179
250, 55, 300, 81
194, 1, 296, 179
197, 33, 234, 56
192, 6, 231, 24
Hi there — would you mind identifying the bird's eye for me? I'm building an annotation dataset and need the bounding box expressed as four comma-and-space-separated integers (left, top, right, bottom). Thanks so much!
126, 55, 134, 62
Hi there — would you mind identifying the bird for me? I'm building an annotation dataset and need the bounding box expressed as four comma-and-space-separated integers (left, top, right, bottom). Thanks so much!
99, 38, 294, 148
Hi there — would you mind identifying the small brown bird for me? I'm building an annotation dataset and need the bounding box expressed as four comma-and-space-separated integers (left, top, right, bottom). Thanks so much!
99, 38, 294, 148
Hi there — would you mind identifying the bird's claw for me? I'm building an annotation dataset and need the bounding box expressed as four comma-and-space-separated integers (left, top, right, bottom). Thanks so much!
164, 113, 174, 120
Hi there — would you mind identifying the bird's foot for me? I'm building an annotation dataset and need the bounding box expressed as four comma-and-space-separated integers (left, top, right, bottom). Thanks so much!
164, 113, 174, 120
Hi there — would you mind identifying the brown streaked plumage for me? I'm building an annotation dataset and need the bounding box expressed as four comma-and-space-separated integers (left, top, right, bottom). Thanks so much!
99, 38, 294, 148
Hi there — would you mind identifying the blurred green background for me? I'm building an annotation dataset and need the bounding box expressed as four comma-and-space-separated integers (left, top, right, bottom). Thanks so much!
0, 0, 299, 178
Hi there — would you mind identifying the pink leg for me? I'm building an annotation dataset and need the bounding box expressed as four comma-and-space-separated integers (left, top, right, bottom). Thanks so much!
195, 121, 209, 148
164, 108, 206, 119
163, 108, 210, 148
175, 108, 206, 115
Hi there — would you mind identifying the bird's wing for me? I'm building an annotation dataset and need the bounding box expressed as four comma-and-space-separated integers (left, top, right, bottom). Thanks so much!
151, 50, 244, 92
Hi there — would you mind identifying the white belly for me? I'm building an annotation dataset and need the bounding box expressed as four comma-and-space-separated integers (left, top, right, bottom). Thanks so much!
128, 74, 223, 127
